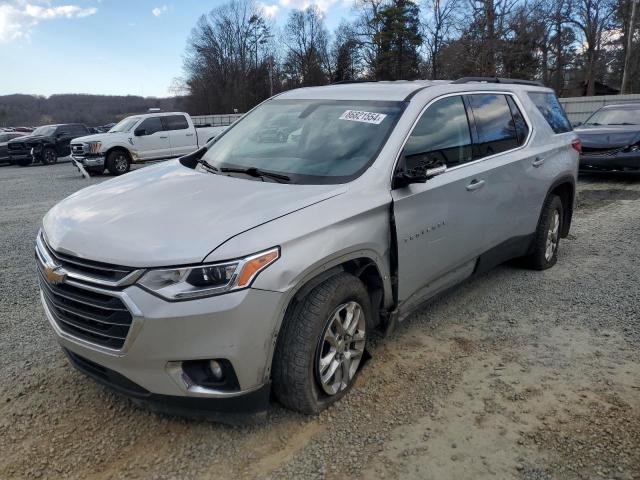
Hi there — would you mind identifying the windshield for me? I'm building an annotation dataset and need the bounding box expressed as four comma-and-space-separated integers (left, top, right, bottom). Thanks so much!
110, 117, 141, 133
584, 107, 640, 126
32, 126, 56, 136
200, 99, 405, 184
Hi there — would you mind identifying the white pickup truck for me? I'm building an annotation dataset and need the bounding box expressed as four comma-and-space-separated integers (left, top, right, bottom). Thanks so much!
70, 112, 227, 175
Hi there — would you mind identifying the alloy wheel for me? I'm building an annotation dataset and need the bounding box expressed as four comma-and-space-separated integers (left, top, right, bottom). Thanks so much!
316, 301, 366, 395
114, 155, 128, 173
545, 209, 560, 261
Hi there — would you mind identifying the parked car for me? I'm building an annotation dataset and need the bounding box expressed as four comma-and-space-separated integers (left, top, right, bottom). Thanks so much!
7, 123, 90, 166
70, 112, 227, 175
0, 131, 27, 164
37, 78, 579, 419
575, 103, 640, 172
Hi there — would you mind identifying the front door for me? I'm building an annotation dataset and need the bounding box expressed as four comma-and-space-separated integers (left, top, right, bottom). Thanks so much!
133, 116, 171, 160
163, 114, 198, 157
392, 95, 493, 310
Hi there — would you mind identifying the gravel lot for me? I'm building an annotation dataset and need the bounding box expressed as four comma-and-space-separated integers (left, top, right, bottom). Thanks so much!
1, 160, 639, 480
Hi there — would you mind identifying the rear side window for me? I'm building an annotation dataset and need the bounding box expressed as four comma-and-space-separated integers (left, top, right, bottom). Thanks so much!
528, 92, 572, 133
163, 115, 189, 131
138, 117, 163, 135
506, 96, 529, 144
69, 125, 87, 135
468, 94, 519, 158
403, 95, 473, 169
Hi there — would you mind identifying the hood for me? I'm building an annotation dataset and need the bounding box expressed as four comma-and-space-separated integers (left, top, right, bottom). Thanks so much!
8, 134, 46, 144
43, 160, 346, 267
73, 133, 122, 143
574, 125, 640, 149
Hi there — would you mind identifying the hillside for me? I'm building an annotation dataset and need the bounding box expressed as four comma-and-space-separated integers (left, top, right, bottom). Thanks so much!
0, 94, 189, 127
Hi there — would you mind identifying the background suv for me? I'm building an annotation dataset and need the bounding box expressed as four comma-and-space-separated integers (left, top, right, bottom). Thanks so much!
37, 78, 579, 419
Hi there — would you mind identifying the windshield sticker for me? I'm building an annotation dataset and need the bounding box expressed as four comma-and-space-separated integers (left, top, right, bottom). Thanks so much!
339, 110, 387, 125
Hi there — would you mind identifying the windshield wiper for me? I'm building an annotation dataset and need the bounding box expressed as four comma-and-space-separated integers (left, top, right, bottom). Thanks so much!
197, 159, 219, 174
221, 167, 290, 183
607, 123, 637, 126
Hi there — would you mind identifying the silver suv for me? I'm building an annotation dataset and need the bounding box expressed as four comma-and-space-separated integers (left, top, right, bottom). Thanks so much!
36, 78, 579, 418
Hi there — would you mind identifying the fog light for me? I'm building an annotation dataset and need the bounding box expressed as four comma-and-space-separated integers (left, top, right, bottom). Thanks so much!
208, 360, 224, 380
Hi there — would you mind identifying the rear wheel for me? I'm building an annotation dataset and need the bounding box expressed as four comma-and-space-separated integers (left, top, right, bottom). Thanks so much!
41, 147, 57, 165
272, 273, 370, 414
106, 150, 130, 175
524, 194, 563, 270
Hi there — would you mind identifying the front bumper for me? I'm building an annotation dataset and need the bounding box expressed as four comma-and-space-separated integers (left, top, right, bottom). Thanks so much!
71, 154, 105, 167
579, 152, 640, 172
41, 278, 286, 415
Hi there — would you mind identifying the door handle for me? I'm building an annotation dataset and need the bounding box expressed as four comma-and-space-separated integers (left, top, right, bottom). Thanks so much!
466, 179, 485, 191
532, 156, 545, 167
159, 135, 168, 139
186, 133, 194, 137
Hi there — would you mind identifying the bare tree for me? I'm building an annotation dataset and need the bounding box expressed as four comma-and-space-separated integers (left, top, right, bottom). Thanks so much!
282, 6, 331, 87
569, 0, 616, 95
423, 0, 460, 79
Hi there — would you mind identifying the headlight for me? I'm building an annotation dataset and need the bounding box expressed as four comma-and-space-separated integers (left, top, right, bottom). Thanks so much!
137, 247, 279, 300
86, 141, 102, 154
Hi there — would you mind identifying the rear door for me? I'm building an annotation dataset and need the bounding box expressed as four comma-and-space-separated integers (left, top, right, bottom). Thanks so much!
163, 114, 197, 157
133, 116, 171, 159
464, 93, 533, 249
392, 95, 494, 309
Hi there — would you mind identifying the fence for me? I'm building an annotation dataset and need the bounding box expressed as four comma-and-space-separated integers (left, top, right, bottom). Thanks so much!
559, 94, 640, 124
191, 113, 244, 127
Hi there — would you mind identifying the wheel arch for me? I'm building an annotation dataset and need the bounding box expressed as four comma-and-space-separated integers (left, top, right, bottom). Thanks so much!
545, 176, 575, 238
104, 146, 132, 160
265, 254, 391, 381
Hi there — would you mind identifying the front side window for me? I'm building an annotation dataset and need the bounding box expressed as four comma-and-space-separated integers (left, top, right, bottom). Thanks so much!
138, 117, 163, 135
164, 115, 189, 131
199, 99, 405, 184
402, 95, 472, 170
528, 92, 572, 133
468, 94, 519, 158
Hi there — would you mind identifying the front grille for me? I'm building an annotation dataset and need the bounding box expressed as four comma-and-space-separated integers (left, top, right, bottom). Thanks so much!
71, 144, 85, 155
41, 240, 134, 283
581, 146, 626, 157
37, 266, 133, 349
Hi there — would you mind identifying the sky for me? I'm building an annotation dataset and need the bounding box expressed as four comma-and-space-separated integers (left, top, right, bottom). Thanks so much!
0, 0, 354, 97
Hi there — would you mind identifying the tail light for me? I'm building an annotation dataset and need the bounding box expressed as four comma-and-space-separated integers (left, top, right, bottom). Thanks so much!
571, 139, 582, 153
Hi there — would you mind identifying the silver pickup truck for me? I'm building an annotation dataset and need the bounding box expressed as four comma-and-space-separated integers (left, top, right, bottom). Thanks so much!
37, 78, 579, 420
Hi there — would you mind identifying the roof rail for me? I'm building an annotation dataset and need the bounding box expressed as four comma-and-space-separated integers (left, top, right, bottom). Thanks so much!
330, 79, 382, 85
452, 77, 544, 87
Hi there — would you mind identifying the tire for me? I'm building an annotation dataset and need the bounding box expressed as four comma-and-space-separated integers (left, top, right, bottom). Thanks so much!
524, 194, 563, 270
41, 147, 57, 165
105, 150, 130, 175
272, 273, 371, 414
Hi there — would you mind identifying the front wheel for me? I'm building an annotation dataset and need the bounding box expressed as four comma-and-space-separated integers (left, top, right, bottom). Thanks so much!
524, 194, 563, 270
105, 150, 130, 175
272, 273, 370, 414
41, 147, 58, 165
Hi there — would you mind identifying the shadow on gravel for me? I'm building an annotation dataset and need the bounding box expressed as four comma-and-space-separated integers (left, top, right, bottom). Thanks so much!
577, 188, 640, 211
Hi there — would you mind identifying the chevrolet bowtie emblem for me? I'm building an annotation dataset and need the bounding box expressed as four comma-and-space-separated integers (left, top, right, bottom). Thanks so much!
44, 264, 66, 285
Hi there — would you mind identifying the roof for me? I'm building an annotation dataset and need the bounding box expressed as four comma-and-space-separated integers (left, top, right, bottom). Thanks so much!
601, 103, 640, 110
275, 79, 550, 102
277, 81, 444, 102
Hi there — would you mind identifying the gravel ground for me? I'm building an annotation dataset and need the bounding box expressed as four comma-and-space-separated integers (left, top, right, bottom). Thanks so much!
0, 161, 639, 480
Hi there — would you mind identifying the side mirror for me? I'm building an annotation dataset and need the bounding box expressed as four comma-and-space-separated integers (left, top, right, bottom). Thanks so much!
393, 164, 446, 189
572, 121, 582, 128
56, 132, 67, 138
134, 128, 147, 136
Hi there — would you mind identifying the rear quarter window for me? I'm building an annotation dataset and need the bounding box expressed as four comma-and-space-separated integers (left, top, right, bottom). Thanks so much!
528, 92, 572, 134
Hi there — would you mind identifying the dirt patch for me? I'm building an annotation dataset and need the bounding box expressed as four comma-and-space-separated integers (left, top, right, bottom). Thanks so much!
577, 189, 640, 211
